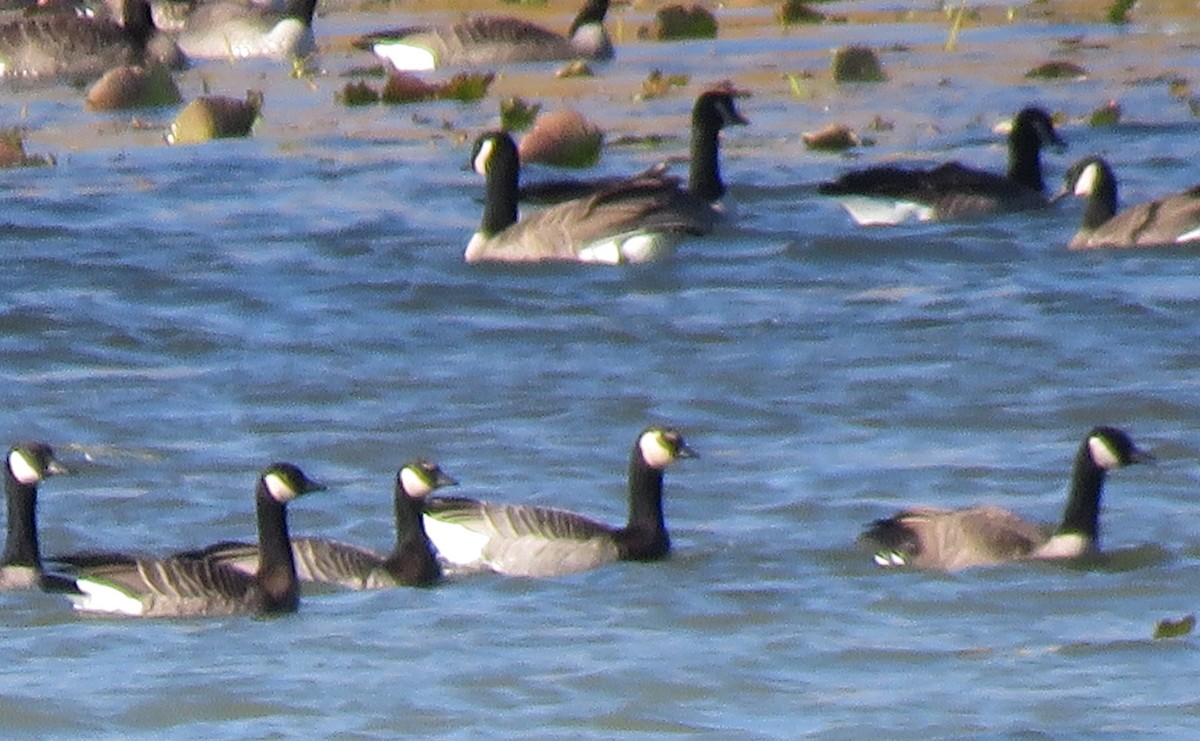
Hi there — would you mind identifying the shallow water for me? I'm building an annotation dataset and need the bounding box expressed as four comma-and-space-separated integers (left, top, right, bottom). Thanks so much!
3, 1, 1200, 738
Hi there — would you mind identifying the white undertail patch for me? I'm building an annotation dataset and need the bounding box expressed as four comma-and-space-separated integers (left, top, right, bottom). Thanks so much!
873, 550, 908, 568
1175, 226, 1200, 243
836, 196, 936, 226
373, 42, 437, 71
68, 579, 146, 616
1034, 532, 1091, 559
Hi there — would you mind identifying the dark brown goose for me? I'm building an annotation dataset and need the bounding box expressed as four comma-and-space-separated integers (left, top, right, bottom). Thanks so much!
466, 131, 717, 264
58, 462, 324, 617
354, 0, 612, 71
819, 106, 1065, 225
181, 460, 455, 590
861, 426, 1152, 572
422, 427, 695, 578
1060, 156, 1200, 249
0, 442, 68, 591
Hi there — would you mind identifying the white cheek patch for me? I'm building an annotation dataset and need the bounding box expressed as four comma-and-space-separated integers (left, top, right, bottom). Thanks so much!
1074, 162, 1100, 197
401, 467, 435, 497
263, 472, 298, 502
473, 139, 496, 176
8, 450, 42, 485
639, 432, 675, 469
1088, 435, 1122, 469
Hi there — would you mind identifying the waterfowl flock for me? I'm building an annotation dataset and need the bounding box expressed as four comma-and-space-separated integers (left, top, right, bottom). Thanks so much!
0, 0, 1192, 637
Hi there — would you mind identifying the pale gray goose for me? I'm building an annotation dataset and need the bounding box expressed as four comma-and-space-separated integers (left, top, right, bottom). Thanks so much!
0, 0, 179, 80
861, 426, 1152, 572
0, 442, 69, 591
422, 427, 695, 578
57, 462, 324, 617
170, 0, 316, 60
466, 130, 718, 264
1059, 156, 1200, 249
179, 460, 454, 589
521, 90, 748, 211
354, 0, 611, 71
818, 106, 1065, 225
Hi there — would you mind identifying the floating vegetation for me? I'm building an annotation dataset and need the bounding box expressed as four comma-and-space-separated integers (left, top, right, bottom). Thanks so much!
518, 109, 603, 168
337, 72, 495, 106
556, 60, 594, 78
802, 123, 859, 152
1088, 100, 1121, 127
166, 91, 262, 145
1106, 0, 1137, 24
832, 45, 886, 83
85, 64, 181, 111
654, 4, 717, 40
500, 97, 541, 132
0, 127, 53, 167
337, 80, 380, 106
944, 1, 967, 52
777, 0, 823, 26
1025, 60, 1087, 80
638, 69, 689, 100
784, 71, 815, 100
1153, 614, 1194, 640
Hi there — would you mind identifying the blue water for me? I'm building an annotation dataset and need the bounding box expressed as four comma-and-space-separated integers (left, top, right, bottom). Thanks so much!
1, 5, 1200, 738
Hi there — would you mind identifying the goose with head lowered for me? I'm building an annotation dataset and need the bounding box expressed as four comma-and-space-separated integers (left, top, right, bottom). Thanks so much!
176, 459, 455, 590
0, 0, 180, 81
467, 130, 718, 264
423, 426, 696, 578
52, 462, 325, 617
1058, 156, 1200, 249
0, 442, 69, 591
169, 0, 317, 61
861, 426, 1152, 572
521, 90, 748, 214
818, 106, 1065, 225
354, 0, 612, 72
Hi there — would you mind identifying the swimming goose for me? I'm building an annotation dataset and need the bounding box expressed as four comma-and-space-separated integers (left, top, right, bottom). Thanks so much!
466, 130, 718, 264
178, 460, 455, 589
818, 106, 1065, 225
171, 0, 316, 60
354, 0, 612, 72
521, 90, 748, 211
1059, 156, 1200, 249
0, 0, 177, 80
861, 426, 1152, 572
423, 426, 696, 578
60, 462, 325, 617
0, 442, 68, 591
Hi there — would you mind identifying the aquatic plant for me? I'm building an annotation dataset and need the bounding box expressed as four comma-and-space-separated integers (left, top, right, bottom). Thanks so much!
777, 0, 823, 26
831, 45, 886, 83
166, 91, 263, 145
0, 127, 54, 167
654, 4, 717, 40
638, 69, 689, 100
518, 109, 603, 168
1025, 61, 1087, 80
1106, 0, 1137, 24
85, 64, 182, 111
500, 97, 541, 132
1154, 614, 1194, 639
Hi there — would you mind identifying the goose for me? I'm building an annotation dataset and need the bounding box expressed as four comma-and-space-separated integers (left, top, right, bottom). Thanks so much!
422, 426, 696, 578
466, 130, 718, 264
818, 106, 1066, 225
521, 90, 749, 212
170, 0, 316, 60
0, 442, 69, 591
861, 426, 1152, 572
177, 460, 455, 589
1058, 156, 1200, 249
354, 0, 612, 72
57, 462, 325, 617
0, 0, 182, 80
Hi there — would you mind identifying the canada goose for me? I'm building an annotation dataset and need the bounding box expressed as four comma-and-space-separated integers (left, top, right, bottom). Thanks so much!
178, 460, 455, 590
423, 426, 695, 578
818, 106, 1065, 225
1058, 156, 1200, 249
0, 0, 178, 80
58, 462, 325, 617
521, 90, 749, 211
466, 130, 717, 264
171, 0, 316, 60
354, 0, 612, 72
861, 426, 1152, 572
0, 442, 68, 591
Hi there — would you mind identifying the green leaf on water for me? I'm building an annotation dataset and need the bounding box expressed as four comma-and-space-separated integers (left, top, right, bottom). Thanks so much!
1153, 614, 1195, 640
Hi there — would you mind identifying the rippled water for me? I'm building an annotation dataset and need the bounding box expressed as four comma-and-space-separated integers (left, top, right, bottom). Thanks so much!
3, 2, 1200, 738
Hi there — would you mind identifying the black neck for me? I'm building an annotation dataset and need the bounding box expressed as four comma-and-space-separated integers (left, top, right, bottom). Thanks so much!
689, 112, 725, 202
121, 0, 155, 56
569, 0, 609, 33
1008, 120, 1048, 193
480, 139, 521, 237
254, 483, 299, 612
384, 480, 441, 587
2, 473, 40, 570
1082, 162, 1119, 230
616, 445, 669, 560
284, 0, 319, 24
1056, 442, 1107, 541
